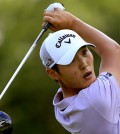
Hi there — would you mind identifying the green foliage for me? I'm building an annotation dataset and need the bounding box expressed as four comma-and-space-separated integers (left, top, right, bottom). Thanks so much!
0, 0, 119, 134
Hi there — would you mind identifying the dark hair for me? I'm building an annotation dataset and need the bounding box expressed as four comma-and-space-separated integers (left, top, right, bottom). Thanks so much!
51, 64, 60, 83
51, 64, 59, 73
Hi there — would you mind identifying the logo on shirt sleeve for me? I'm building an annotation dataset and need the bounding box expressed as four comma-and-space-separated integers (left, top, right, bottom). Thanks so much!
102, 72, 112, 80
106, 72, 112, 77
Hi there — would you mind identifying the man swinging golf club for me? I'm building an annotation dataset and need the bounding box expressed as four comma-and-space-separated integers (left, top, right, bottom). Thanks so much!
40, 4, 120, 134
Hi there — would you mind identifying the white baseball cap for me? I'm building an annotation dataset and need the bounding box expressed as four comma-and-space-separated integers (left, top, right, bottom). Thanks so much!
40, 29, 95, 68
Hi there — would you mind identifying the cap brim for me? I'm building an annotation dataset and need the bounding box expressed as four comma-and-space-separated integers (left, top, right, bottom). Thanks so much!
57, 43, 95, 65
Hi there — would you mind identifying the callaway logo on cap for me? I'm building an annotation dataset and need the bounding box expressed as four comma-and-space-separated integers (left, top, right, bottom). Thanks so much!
40, 29, 95, 68
55, 34, 75, 48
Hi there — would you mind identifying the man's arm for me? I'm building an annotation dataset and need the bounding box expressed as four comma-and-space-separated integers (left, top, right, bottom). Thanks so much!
43, 10, 120, 86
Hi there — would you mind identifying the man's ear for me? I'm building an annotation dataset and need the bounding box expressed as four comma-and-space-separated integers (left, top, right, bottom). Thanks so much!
46, 68, 60, 81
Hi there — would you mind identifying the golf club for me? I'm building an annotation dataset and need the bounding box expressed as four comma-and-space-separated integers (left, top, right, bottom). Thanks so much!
0, 111, 13, 134
0, 3, 64, 101
0, 3, 64, 134
0, 24, 48, 101
0, 25, 49, 134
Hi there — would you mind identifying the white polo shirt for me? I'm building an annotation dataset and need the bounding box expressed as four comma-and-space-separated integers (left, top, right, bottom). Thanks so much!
53, 72, 120, 134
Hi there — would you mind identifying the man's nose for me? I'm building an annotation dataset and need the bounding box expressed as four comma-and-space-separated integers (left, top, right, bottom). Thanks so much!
79, 58, 88, 70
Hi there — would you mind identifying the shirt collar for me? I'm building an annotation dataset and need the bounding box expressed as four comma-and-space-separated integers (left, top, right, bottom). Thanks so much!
53, 88, 77, 111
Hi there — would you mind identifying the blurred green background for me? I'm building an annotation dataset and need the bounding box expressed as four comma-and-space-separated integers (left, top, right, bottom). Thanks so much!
0, 0, 119, 133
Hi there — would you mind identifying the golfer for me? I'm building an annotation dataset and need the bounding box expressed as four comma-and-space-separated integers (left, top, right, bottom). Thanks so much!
40, 9, 120, 134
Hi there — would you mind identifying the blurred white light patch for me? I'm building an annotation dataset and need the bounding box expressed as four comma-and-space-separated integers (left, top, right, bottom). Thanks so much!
0, 31, 4, 47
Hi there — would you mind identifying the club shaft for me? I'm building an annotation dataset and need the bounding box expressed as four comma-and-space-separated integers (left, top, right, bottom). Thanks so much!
0, 28, 45, 100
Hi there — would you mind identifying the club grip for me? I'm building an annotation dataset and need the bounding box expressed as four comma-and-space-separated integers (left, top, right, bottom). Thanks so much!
43, 22, 51, 31
43, 3, 65, 31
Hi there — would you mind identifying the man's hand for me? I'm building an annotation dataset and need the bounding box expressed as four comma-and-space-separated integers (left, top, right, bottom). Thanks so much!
43, 9, 77, 31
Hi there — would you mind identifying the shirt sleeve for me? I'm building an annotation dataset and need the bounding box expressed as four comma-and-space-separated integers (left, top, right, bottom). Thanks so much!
83, 72, 120, 123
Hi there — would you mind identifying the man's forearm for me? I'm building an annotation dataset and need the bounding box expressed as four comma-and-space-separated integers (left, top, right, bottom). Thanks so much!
72, 18, 119, 56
